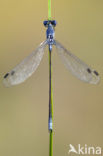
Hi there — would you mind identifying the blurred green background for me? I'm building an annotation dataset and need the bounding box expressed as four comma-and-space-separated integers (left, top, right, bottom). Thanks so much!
0, 0, 103, 156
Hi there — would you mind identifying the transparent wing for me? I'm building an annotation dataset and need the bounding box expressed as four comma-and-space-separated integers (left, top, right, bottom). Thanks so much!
54, 40, 100, 84
3, 40, 47, 87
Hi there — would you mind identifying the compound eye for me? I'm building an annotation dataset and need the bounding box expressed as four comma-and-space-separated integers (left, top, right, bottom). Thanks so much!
43, 20, 48, 26
51, 20, 57, 26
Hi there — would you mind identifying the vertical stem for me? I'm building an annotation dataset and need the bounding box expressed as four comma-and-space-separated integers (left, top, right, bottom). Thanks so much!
48, 0, 53, 156
49, 129, 53, 156
48, 0, 51, 20
49, 50, 53, 156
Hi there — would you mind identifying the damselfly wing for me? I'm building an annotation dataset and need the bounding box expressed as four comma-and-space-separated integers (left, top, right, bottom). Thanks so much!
3, 41, 47, 87
54, 40, 100, 84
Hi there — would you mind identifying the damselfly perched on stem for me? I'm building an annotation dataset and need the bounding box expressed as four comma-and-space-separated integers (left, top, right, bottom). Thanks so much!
3, 20, 100, 86
3, 16, 100, 156
3, 1, 100, 156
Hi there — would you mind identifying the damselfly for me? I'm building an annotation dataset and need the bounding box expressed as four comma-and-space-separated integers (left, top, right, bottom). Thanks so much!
3, 20, 100, 87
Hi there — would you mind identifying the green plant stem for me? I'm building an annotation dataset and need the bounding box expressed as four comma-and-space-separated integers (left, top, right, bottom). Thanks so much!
49, 50, 53, 156
49, 129, 53, 156
48, 0, 51, 20
48, 0, 53, 156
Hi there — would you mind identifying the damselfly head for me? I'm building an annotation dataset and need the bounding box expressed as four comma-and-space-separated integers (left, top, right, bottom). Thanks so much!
43, 20, 57, 27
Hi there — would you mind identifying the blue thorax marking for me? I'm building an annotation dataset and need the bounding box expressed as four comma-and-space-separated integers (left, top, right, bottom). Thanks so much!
43, 20, 57, 52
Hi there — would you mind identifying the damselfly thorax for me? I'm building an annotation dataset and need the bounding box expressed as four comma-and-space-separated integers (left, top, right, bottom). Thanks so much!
44, 20, 56, 52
